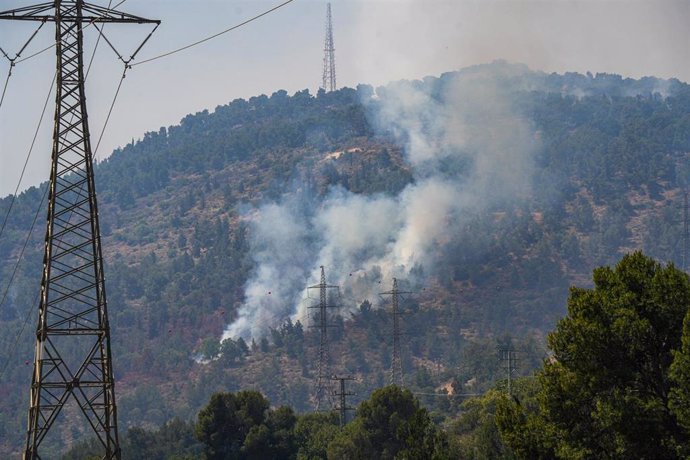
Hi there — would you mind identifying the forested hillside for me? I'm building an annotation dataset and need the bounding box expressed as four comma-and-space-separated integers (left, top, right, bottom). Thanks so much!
1, 61, 690, 456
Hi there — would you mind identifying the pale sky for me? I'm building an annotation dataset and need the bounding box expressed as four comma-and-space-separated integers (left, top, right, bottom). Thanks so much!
0, 0, 688, 197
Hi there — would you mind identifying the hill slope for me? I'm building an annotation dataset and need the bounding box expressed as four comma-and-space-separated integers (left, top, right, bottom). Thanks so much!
1, 61, 690, 455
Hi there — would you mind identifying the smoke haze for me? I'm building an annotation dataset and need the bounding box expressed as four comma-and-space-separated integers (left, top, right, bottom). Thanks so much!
224, 67, 539, 339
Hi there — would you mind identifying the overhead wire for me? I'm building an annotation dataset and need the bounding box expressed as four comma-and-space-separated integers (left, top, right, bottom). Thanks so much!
0, 66, 12, 112
94, 71, 127, 158
0, 202, 46, 382
131, 0, 296, 67
0, 20, 54, 242
0, 71, 55, 244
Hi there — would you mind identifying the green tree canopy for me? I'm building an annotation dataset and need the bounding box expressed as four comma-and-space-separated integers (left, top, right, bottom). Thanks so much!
670, 308, 690, 434
195, 390, 270, 460
327, 385, 449, 460
293, 412, 339, 460
498, 252, 690, 458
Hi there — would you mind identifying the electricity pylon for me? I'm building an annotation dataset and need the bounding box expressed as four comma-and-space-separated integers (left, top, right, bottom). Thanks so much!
308, 266, 339, 411
0, 2, 159, 459
331, 375, 355, 429
321, 2, 336, 92
379, 278, 412, 387
499, 345, 519, 396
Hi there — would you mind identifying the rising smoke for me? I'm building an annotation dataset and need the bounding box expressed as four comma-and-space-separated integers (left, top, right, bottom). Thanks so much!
223, 67, 539, 340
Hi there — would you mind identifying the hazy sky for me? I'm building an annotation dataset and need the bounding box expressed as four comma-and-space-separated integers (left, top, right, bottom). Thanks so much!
0, 0, 688, 197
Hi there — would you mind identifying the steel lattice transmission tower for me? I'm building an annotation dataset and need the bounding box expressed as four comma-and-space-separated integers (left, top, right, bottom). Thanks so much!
499, 345, 519, 396
380, 278, 412, 387
0, 2, 159, 459
308, 266, 340, 411
330, 375, 355, 429
321, 2, 336, 92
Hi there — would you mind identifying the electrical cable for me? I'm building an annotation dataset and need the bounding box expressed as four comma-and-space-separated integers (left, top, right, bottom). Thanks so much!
0, 66, 12, 112
0, 71, 55, 244
94, 67, 127, 158
0, 72, 54, 382
0, 184, 48, 383
131, 0, 295, 67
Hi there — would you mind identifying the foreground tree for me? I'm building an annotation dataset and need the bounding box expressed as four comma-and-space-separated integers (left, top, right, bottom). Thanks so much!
498, 252, 690, 458
293, 412, 339, 459
195, 390, 302, 460
450, 388, 518, 459
670, 308, 690, 434
327, 385, 449, 460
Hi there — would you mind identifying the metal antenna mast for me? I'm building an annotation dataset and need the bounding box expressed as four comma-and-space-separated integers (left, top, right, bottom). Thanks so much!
308, 265, 340, 411
321, 2, 336, 92
379, 278, 412, 387
0, 3, 159, 459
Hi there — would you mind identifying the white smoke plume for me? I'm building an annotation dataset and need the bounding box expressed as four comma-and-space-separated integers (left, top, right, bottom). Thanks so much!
224, 68, 539, 340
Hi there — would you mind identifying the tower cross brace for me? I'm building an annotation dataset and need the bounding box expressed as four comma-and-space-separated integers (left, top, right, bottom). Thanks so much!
0, 2, 159, 459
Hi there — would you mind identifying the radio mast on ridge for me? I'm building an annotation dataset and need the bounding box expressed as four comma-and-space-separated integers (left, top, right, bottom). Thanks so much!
321, 2, 336, 92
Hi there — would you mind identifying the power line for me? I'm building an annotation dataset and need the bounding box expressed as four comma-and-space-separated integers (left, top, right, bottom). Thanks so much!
0, 20, 54, 241
0, 71, 55, 244
0, 184, 48, 384
0, 66, 12, 112
0, 277, 41, 384
94, 68, 128, 157
131, 0, 296, 67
